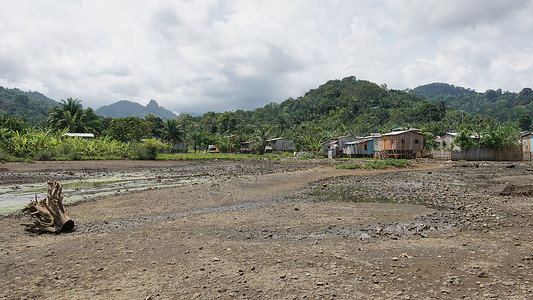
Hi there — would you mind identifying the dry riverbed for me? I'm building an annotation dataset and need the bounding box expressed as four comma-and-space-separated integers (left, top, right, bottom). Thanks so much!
0, 159, 532, 299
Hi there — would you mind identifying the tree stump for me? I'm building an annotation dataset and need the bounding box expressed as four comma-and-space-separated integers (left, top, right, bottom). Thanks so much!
22, 181, 75, 233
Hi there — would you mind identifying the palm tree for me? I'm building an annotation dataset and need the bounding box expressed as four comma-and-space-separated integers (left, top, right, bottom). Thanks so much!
252, 125, 270, 155
162, 119, 185, 147
47, 98, 102, 133
187, 127, 204, 153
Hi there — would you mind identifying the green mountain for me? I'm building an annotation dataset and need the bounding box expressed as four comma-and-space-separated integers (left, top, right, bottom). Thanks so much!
409, 83, 533, 123
95, 100, 177, 121
0, 86, 59, 124
222, 76, 452, 136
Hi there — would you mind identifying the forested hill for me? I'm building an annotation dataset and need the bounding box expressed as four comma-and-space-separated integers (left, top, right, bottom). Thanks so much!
409, 83, 533, 123
236, 76, 451, 136
0, 86, 59, 124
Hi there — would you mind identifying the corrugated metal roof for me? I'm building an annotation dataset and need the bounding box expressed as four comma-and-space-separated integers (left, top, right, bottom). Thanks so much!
382, 130, 423, 136
355, 137, 374, 144
266, 137, 291, 142
63, 133, 94, 138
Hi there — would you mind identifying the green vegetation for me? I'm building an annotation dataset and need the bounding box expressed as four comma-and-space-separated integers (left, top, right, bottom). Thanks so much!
0, 128, 129, 162
47, 98, 102, 133
130, 138, 164, 160
335, 163, 363, 169
0, 86, 58, 124
0, 77, 529, 162
335, 159, 412, 169
410, 83, 533, 126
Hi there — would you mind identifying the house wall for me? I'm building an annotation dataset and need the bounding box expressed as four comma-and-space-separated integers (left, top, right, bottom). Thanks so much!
337, 137, 358, 149
382, 132, 424, 151
360, 140, 373, 155
523, 135, 532, 153
373, 137, 382, 153
270, 139, 294, 151
344, 144, 356, 155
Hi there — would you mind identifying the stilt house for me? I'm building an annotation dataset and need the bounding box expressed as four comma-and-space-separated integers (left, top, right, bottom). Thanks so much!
380, 129, 424, 158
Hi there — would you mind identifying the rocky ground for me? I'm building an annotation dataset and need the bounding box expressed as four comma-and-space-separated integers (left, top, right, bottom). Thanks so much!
0, 159, 531, 299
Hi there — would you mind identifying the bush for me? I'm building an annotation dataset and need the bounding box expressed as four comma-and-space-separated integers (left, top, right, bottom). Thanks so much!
335, 163, 362, 169
130, 139, 163, 160
364, 159, 412, 169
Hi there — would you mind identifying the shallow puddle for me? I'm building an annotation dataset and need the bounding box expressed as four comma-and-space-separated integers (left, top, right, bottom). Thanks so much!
0, 174, 217, 215
310, 185, 440, 208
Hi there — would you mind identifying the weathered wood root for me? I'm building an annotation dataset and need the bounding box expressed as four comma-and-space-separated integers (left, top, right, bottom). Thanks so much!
21, 181, 75, 233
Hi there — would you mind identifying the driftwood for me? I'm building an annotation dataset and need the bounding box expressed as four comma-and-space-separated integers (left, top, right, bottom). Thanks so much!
22, 181, 75, 233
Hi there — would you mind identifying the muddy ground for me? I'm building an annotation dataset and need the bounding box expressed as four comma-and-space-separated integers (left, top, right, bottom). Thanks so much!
0, 159, 531, 299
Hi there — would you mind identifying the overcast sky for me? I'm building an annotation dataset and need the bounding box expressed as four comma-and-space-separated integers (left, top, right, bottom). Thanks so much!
1, 0, 532, 114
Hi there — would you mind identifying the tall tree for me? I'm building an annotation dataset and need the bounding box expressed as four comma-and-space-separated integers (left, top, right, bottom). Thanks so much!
187, 126, 204, 153
104, 116, 152, 142
518, 114, 532, 131
162, 119, 185, 146
46, 98, 101, 133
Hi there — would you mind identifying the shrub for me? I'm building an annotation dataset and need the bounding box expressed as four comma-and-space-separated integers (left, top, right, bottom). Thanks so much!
130, 139, 163, 160
335, 163, 362, 169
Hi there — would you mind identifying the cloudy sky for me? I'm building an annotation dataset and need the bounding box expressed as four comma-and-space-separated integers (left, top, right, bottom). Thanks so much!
1, 0, 532, 114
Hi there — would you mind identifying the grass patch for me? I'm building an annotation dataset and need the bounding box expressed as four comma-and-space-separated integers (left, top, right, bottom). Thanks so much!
335, 163, 363, 169
334, 157, 367, 161
334, 158, 413, 169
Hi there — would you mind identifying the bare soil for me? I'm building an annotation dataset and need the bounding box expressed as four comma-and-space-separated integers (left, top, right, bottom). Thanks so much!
0, 159, 531, 299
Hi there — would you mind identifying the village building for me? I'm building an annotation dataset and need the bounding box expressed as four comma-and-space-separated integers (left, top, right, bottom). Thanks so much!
325, 136, 358, 158
521, 132, 532, 161
343, 136, 380, 158
378, 129, 424, 159
239, 141, 255, 153
265, 137, 294, 152
436, 132, 480, 151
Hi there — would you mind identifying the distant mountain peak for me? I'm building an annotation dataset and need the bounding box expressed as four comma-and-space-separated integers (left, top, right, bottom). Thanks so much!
95, 100, 177, 121
147, 99, 158, 108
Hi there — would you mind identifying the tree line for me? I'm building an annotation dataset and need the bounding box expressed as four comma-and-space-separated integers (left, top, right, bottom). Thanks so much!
0, 77, 530, 161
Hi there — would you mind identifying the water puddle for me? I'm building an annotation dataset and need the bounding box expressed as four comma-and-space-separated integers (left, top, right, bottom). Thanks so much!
0, 174, 217, 215
309, 185, 441, 209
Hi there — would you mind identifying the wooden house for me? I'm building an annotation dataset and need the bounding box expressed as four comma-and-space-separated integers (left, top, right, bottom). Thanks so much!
355, 137, 374, 157
343, 141, 357, 157
326, 136, 358, 158
521, 132, 532, 160
379, 130, 424, 158
265, 137, 294, 152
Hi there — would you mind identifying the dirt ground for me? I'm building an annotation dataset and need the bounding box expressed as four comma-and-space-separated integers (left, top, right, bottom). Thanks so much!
0, 159, 531, 299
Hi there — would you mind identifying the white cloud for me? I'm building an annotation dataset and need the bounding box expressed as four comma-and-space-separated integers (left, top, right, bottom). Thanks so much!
0, 0, 532, 113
